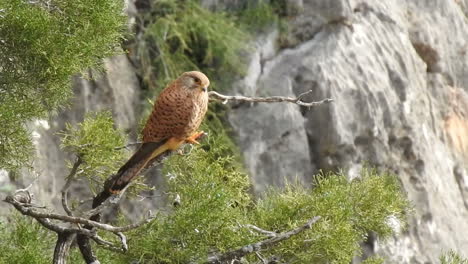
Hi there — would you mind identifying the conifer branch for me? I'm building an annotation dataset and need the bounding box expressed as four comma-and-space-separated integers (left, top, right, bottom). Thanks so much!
205, 216, 321, 263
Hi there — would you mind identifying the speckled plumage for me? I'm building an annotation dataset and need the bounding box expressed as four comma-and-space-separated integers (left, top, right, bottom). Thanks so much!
142, 71, 209, 143
107, 71, 210, 194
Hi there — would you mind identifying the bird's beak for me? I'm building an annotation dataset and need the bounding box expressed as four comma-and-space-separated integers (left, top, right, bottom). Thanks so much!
201, 87, 207, 92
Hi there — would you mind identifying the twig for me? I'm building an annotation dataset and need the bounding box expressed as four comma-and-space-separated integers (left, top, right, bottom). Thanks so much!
61, 156, 82, 216
205, 216, 321, 263
90, 234, 125, 253
208, 90, 333, 108
117, 232, 128, 251
114, 142, 142, 150
84, 194, 121, 217
12, 175, 39, 204
88, 232, 128, 253
77, 142, 142, 151
244, 224, 277, 238
255, 252, 267, 264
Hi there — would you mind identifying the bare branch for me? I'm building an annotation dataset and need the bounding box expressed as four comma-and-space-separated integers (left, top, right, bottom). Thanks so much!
205, 216, 321, 264
208, 90, 333, 108
61, 156, 82, 216
244, 224, 277, 238
30, 213, 97, 237
4, 194, 155, 233
117, 232, 128, 252
90, 234, 125, 253
255, 252, 267, 264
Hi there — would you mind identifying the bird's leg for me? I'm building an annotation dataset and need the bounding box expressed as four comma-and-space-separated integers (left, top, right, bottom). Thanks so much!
185, 131, 206, 145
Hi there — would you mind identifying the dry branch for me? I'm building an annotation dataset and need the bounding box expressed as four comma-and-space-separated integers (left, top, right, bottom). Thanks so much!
244, 224, 277, 238
90, 233, 127, 253
61, 156, 82, 216
206, 216, 321, 263
4, 194, 155, 233
208, 90, 333, 107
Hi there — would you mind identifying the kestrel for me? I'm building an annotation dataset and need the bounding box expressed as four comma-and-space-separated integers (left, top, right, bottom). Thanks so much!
106, 71, 210, 194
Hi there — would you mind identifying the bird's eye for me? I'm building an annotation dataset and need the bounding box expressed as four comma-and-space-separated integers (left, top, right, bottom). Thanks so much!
193, 77, 201, 84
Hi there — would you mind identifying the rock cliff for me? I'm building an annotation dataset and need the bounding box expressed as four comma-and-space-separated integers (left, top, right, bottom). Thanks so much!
228, 0, 468, 262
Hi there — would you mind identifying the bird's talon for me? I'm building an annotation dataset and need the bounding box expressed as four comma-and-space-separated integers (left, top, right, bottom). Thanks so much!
185, 131, 206, 145
185, 138, 200, 145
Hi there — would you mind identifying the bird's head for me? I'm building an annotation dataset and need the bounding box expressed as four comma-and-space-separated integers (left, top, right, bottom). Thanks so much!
178, 71, 210, 93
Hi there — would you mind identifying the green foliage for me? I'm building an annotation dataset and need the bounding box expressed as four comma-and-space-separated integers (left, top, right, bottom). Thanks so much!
0, 214, 126, 264
251, 169, 409, 263
0, 0, 126, 171
0, 124, 34, 172
60, 111, 126, 192
0, 215, 54, 264
136, 0, 251, 122
0, 155, 410, 263
236, 1, 280, 32
140, 0, 247, 93
441, 250, 468, 264
117, 166, 409, 263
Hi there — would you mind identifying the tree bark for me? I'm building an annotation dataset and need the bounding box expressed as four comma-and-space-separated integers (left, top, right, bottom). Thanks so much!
53, 232, 76, 264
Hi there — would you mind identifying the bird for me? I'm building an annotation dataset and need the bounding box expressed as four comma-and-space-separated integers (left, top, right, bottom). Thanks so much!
92, 71, 210, 207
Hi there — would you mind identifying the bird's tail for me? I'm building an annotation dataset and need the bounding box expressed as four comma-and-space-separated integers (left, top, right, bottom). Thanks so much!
92, 140, 169, 209
108, 140, 169, 194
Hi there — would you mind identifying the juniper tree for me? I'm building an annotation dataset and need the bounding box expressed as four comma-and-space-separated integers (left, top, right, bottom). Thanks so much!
0, 0, 126, 172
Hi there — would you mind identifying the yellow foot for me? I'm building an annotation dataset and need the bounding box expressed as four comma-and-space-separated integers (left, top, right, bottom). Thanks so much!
185, 131, 206, 145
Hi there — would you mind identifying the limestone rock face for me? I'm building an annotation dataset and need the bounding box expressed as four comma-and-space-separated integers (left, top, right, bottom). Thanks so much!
228, 0, 468, 262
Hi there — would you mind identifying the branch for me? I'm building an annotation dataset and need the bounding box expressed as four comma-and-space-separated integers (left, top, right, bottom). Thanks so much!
54, 232, 76, 264
205, 216, 321, 264
90, 232, 127, 253
208, 90, 333, 107
243, 224, 277, 238
61, 156, 82, 216
4, 194, 155, 233
114, 142, 142, 150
